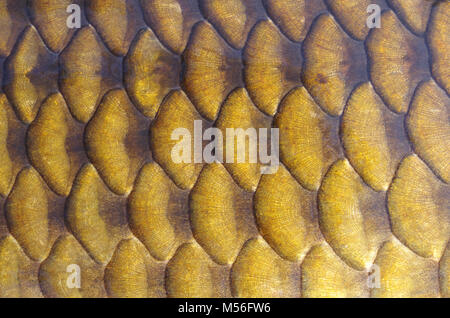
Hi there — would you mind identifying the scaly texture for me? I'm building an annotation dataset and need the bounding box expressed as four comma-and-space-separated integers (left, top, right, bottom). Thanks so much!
274, 87, 340, 191
104, 238, 165, 298
85, 89, 147, 196
66, 164, 129, 264
0, 235, 41, 297
372, 239, 440, 298
301, 243, 369, 298
231, 238, 300, 298
318, 159, 391, 270
5, 167, 49, 261
0, 0, 448, 299
325, 0, 375, 41
4, 26, 58, 124
27, 93, 72, 196
183, 21, 241, 120
0, 95, 13, 196
428, 2, 450, 95
124, 28, 180, 118
29, 0, 81, 53
150, 90, 205, 190
39, 234, 106, 298
265, 0, 325, 42
302, 13, 366, 116
254, 164, 320, 262
244, 20, 302, 116
200, 0, 262, 49
140, 0, 202, 54
407, 80, 450, 183
190, 163, 256, 265
387, 0, 433, 35
166, 242, 228, 298
0, 0, 28, 57
86, 0, 142, 56
128, 162, 190, 261
215, 88, 272, 192
60, 26, 122, 123
387, 155, 450, 260
342, 82, 410, 191
367, 10, 428, 114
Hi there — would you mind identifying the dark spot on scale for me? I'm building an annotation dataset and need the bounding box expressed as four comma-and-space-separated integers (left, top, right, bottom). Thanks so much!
317, 73, 327, 84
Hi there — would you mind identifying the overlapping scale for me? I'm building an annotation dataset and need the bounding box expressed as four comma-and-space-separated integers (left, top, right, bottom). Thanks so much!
372, 239, 440, 298
215, 88, 272, 192
140, 0, 202, 54
150, 89, 205, 190
231, 238, 300, 298
387, 0, 434, 35
387, 155, 450, 260
274, 87, 341, 191
254, 164, 320, 262
27, 93, 84, 196
86, 0, 143, 56
39, 234, 106, 298
60, 26, 122, 123
200, 0, 263, 49
128, 162, 191, 261
183, 21, 242, 120
318, 159, 391, 270
325, 0, 375, 41
0, 235, 41, 297
302, 13, 367, 116
342, 82, 410, 191
0, 0, 28, 57
244, 20, 302, 116
166, 242, 229, 298
407, 80, 450, 183
264, 0, 326, 42
0, 236, 22, 297
4, 26, 58, 124
66, 164, 129, 264
0, 93, 27, 197
301, 243, 369, 298
5, 167, 50, 261
189, 163, 256, 265
104, 238, 165, 298
29, 0, 82, 53
367, 10, 429, 113
124, 28, 180, 118
85, 89, 149, 196
428, 2, 450, 95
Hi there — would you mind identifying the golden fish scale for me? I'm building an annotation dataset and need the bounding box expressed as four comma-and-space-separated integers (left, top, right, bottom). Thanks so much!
0, 0, 449, 298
